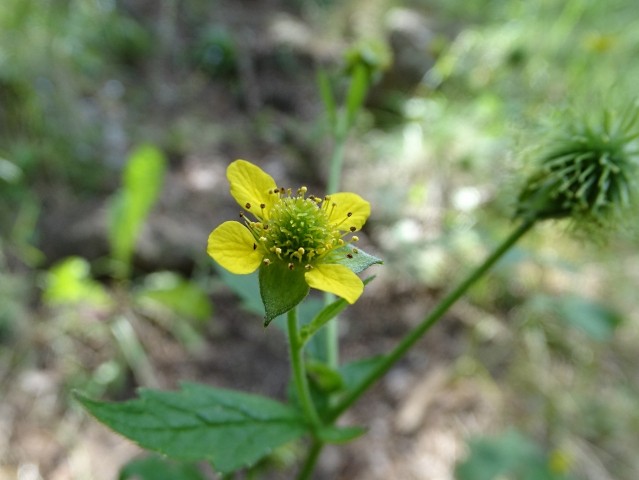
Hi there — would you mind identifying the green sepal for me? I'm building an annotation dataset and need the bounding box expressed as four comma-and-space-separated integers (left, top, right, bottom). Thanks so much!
317, 425, 367, 444
333, 246, 383, 274
76, 383, 310, 475
259, 261, 309, 326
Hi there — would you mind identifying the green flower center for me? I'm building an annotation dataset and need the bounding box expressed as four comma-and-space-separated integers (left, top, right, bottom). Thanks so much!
244, 188, 358, 269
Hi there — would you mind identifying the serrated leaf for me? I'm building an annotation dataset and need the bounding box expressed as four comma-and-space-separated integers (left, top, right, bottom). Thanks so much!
259, 261, 309, 326
77, 383, 310, 475
334, 247, 383, 274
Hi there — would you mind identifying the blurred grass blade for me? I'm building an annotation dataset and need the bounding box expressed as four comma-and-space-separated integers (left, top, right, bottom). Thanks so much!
111, 315, 158, 387
344, 62, 369, 132
108, 145, 167, 278
317, 68, 337, 131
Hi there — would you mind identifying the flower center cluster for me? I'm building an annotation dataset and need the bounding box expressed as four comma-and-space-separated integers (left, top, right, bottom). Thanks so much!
243, 187, 358, 270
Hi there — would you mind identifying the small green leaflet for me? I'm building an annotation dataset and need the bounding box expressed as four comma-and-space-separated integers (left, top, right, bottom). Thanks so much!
76, 383, 310, 475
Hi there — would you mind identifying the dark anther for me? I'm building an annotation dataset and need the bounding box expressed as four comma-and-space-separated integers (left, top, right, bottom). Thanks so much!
347, 212, 353, 217
347, 253, 353, 259
260, 203, 266, 209
253, 243, 257, 250
288, 263, 295, 270
245, 202, 251, 209
350, 226, 356, 232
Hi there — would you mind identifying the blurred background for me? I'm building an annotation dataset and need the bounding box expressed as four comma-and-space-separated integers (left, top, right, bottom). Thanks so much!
1, 0, 639, 479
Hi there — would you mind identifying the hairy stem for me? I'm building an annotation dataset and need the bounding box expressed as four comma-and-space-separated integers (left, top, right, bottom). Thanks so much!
288, 308, 322, 430
327, 219, 536, 422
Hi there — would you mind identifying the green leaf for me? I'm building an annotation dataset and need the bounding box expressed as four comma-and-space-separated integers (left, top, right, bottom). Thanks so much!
108, 144, 167, 276
43, 256, 111, 307
456, 429, 569, 480
77, 383, 310, 475
136, 272, 212, 322
556, 295, 622, 341
338, 355, 386, 392
334, 246, 383, 274
317, 425, 366, 444
306, 360, 344, 393
119, 455, 206, 480
259, 261, 309, 326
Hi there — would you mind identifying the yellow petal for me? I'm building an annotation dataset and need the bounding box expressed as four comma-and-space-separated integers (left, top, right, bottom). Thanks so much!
207, 221, 262, 274
326, 192, 370, 232
227, 160, 278, 220
305, 264, 363, 304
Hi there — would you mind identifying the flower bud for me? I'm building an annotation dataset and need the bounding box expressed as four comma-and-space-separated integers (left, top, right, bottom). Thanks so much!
516, 105, 639, 231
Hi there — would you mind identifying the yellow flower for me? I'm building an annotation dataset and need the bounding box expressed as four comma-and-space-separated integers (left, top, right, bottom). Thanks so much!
207, 160, 371, 305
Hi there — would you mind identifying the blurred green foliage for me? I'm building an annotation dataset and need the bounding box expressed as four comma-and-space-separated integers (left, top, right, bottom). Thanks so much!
108, 145, 167, 277
456, 429, 571, 480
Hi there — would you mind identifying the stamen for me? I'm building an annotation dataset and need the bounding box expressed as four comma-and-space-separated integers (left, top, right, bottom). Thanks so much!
351, 236, 359, 242
288, 263, 295, 270
263, 258, 271, 266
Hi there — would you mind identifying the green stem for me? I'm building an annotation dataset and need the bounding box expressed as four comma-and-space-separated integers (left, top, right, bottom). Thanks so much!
327, 219, 536, 422
288, 308, 322, 430
317, 131, 348, 369
296, 440, 325, 480
327, 132, 347, 195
